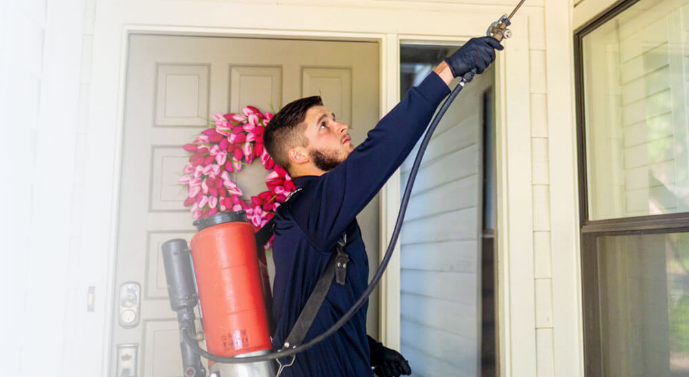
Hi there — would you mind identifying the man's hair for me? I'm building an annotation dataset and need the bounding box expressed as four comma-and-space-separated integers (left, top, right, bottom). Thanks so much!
264, 96, 323, 171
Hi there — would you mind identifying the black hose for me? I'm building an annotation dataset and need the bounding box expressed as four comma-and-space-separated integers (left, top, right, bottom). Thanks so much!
182, 75, 472, 364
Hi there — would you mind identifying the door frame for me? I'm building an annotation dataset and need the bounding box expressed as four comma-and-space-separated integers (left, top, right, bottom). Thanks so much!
76, 2, 562, 376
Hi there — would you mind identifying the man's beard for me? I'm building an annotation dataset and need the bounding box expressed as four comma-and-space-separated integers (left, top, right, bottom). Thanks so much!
309, 148, 344, 172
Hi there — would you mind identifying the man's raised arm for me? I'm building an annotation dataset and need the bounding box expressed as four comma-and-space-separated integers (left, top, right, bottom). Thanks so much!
303, 37, 503, 250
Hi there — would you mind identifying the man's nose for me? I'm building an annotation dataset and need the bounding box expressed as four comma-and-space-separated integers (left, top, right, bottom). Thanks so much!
336, 121, 348, 134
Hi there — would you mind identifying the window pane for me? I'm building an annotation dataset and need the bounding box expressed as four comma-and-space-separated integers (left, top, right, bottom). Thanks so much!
583, 0, 689, 220
596, 233, 689, 375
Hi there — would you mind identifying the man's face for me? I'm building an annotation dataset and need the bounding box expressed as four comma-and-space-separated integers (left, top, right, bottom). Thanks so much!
301, 105, 354, 172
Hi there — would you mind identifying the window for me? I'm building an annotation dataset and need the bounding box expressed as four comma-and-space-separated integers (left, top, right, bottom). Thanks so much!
576, 0, 689, 375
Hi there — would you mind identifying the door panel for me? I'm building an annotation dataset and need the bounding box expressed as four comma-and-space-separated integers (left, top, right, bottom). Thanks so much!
154, 64, 210, 127
302, 67, 352, 126
112, 35, 379, 377
229, 66, 282, 114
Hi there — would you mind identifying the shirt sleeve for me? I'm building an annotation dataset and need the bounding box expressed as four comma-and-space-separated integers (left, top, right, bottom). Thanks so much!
300, 72, 450, 251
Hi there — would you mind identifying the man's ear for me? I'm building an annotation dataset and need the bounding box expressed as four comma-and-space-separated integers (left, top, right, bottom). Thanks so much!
288, 146, 309, 166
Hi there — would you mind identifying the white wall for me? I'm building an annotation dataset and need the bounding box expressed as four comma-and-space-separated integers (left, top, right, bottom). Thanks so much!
0, 0, 94, 375
0, 0, 45, 372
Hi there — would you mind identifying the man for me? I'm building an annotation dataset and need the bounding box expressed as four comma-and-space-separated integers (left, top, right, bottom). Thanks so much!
263, 37, 503, 377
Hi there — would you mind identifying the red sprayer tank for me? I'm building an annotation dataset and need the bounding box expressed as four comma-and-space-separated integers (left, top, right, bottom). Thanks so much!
189, 211, 272, 359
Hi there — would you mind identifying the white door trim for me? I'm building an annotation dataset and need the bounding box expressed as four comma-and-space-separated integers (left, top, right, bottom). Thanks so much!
79, 2, 549, 376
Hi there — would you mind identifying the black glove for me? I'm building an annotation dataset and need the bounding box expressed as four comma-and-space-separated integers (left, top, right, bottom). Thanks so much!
444, 36, 503, 77
369, 337, 412, 377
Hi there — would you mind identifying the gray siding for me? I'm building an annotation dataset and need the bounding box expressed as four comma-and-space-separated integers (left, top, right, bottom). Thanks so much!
399, 65, 494, 377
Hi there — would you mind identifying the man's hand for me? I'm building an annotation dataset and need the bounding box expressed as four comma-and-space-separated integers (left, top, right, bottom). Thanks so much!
369, 338, 412, 377
444, 36, 503, 77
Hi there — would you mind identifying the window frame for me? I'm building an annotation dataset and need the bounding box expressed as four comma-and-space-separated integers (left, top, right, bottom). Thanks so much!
574, 0, 689, 374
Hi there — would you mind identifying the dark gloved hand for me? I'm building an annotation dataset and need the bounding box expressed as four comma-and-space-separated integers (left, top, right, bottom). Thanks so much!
369, 337, 412, 377
444, 36, 504, 77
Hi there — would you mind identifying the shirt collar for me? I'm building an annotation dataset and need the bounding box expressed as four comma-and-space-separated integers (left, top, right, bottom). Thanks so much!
293, 175, 319, 188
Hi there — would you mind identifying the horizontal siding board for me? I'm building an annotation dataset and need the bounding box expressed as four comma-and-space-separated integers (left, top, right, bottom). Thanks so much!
621, 45, 669, 85
622, 113, 673, 147
401, 145, 479, 194
624, 161, 676, 190
405, 175, 478, 221
401, 240, 477, 273
401, 342, 476, 377
401, 116, 479, 173
623, 135, 674, 168
643, 43, 670, 73
621, 95, 645, 127
401, 207, 478, 244
622, 90, 672, 126
626, 184, 677, 212
621, 55, 643, 85
400, 293, 477, 339
620, 66, 670, 105
619, 16, 667, 63
618, 6, 669, 42
401, 270, 478, 305
400, 319, 478, 369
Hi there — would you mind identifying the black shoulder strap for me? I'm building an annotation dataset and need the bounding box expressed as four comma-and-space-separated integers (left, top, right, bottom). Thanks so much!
255, 187, 303, 248
255, 217, 276, 248
281, 234, 349, 350
256, 187, 349, 350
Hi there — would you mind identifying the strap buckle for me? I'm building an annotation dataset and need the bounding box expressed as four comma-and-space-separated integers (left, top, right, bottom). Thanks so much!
275, 355, 296, 377
276, 342, 297, 377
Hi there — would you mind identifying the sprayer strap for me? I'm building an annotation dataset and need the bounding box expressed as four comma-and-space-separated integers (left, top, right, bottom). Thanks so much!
255, 218, 276, 248
255, 188, 303, 249
282, 234, 348, 350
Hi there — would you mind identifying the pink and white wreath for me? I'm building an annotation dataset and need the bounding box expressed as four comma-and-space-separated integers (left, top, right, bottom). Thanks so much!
179, 105, 296, 232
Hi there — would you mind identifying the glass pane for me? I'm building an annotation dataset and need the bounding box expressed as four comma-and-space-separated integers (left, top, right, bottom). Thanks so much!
582, 0, 689, 220
596, 232, 689, 376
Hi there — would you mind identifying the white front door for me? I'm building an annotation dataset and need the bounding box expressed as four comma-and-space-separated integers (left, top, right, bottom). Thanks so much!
111, 34, 379, 377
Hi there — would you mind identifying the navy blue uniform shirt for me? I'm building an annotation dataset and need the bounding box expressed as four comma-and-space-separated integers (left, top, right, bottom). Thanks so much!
271, 72, 450, 377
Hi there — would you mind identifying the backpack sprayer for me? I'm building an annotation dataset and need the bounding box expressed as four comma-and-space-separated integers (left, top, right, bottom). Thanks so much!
162, 2, 525, 376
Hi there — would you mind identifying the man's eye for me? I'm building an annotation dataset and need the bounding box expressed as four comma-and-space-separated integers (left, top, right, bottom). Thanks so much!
320, 123, 326, 129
